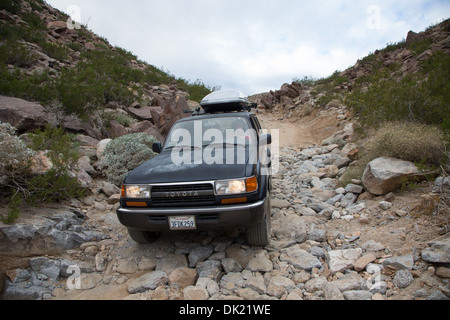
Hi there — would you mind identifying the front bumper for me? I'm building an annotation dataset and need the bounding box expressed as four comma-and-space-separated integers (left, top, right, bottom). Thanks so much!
116, 198, 267, 232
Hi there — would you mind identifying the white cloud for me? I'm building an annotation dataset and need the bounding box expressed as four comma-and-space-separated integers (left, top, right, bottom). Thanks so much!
46, 0, 450, 95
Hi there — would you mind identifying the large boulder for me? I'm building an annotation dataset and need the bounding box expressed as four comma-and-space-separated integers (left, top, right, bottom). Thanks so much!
156, 95, 190, 137
0, 96, 51, 132
362, 157, 427, 195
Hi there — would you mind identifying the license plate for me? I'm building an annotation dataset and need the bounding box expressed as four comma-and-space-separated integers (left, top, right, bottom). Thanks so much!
169, 216, 196, 230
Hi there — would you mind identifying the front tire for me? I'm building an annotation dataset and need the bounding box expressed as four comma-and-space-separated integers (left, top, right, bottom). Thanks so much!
127, 228, 160, 244
246, 192, 271, 246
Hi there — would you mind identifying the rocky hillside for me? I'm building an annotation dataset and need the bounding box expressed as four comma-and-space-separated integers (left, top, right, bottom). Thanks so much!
0, 0, 212, 141
254, 18, 450, 132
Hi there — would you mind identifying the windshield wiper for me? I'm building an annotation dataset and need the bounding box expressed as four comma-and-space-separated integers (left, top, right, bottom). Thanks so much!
165, 145, 202, 151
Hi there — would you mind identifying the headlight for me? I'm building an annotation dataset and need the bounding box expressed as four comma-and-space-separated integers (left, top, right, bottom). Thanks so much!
215, 177, 258, 195
121, 185, 150, 198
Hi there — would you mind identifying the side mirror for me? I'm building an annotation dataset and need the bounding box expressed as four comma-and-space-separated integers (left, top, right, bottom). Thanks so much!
260, 133, 272, 146
152, 142, 163, 154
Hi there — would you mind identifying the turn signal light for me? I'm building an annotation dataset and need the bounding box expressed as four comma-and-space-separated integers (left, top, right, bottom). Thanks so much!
126, 202, 148, 207
221, 197, 248, 205
246, 177, 258, 193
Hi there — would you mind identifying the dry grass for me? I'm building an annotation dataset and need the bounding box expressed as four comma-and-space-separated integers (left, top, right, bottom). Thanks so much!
364, 122, 446, 167
340, 121, 447, 186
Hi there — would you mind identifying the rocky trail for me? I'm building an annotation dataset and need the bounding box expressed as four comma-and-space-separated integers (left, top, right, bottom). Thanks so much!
1, 0, 449, 302
1, 110, 449, 301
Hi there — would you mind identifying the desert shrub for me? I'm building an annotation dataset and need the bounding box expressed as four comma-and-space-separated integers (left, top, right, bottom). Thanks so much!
97, 133, 159, 186
101, 111, 134, 128
40, 42, 69, 62
346, 51, 450, 132
27, 168, 85, 204
26, 126, 84, 204
0, 0, 21, 14
0, 122, 35, 188
0, 124, 84, 223
0, 40, 39, 68
28, 125, 80, 172
0, 122, 35, 223
363, 122, 446, 167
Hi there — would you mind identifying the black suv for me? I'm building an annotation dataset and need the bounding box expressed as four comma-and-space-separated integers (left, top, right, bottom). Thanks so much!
116, 90, 272, 246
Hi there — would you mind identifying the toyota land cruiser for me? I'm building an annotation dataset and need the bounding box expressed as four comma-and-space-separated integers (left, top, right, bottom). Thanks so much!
116, 90, 272, 246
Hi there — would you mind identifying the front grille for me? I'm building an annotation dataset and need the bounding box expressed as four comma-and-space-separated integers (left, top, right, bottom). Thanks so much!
151, 183, 215, 206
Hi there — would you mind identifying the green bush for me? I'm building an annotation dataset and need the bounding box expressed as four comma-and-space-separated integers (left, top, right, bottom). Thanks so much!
0, 122, 36, 223
97, 133, 159, 186
0, 122, 35, 186
28, 125, 80, 173
26, 125, 84, 205
0, 124, 84, 223
0, 0, 21, 14
346, 50, 450, 133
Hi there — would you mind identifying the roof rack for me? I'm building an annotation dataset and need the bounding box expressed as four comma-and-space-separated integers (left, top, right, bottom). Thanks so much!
198, 90, 255, 114
191, 104, 256, 116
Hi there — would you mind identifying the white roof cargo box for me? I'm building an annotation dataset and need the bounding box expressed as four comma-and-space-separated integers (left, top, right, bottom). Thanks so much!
200, 90, 250, 112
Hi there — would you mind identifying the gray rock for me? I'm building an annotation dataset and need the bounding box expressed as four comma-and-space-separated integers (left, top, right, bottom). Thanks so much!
188, 245, 214, 267
346, 202, 366, 215
427, 290, 450, 300
220, 272, 245, 291
196, 260, 222, 281
101, 182, 121, 197
3, 282, 52, 300
305, 276, 328, 293
6, 269, 31, 283
433, 176, 450, 193
421, 238, 450, 263
379, 201, 393, 210
328, 248, 362, 274
246, 256, 273, 272
392, 270, 414, 288
127, 271, 169, 294
362, 157, 428, 195
245, 273, 266, 294
29, 257, 61, 282
280, 245, 322, 271
332, 272, 368, 292
306, 201, 335, 213
345, 184, 363, 194
116, 260, 139, 274
221, 258, 243, 273
340, 192, 357, 207
382, 254, 414, 270
272, 214, 308, 243
361, 240, 385, 252
269, 275, 296, 291
271, 198, 291, 209
369, 281, 388, 295
343, 290, 373, 300
308, 228, 327, 242
156, 254, 188, 275
323, 282, 345, 300
310, 246, 326, 259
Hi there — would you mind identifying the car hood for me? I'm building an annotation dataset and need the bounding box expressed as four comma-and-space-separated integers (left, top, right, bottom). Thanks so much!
124, 146, 257, 184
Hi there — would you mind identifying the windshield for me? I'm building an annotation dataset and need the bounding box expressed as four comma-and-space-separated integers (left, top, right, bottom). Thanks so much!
165, 117, 257, 150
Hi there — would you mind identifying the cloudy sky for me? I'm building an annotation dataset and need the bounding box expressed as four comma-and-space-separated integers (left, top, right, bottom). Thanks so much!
46, 0, 450, 95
